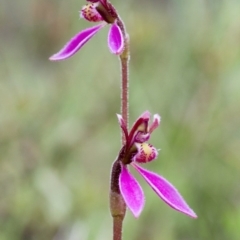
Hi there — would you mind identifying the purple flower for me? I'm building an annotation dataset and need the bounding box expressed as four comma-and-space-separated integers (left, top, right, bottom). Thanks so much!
117, 111, 197, 218
49, 0, 124, 61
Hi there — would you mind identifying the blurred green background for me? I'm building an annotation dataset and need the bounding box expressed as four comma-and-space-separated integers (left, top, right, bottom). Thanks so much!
1, 0, 240, 239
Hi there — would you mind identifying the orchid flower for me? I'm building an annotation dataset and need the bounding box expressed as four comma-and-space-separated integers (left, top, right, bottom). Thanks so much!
49, 0, 124, 61
117, 111, 197, 218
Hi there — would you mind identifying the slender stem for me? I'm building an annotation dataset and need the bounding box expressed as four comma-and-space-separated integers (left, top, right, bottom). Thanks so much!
117, 18, 130, 143
113, 217, 124, 240
110, 17, 130, 240
120, 55, 129, 143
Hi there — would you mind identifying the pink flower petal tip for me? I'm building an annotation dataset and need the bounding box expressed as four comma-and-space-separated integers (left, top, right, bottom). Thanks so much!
149, 114, 161, 133
49, 24, 104, 61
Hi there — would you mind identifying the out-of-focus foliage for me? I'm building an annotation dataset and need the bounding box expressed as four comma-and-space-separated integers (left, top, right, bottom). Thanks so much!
1, 0, 240, 239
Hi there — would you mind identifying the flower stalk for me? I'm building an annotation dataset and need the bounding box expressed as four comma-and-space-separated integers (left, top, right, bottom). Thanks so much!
117, 19, 130, 143
109, 16, 130, 240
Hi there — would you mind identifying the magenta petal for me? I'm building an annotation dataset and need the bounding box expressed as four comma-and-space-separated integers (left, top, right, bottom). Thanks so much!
116, 114, 129, 141
119, 164, 145, 217
49, 24, 105, 61
133, 164, 197, 218
149, 114, 161, 134
108, 23, 124, 55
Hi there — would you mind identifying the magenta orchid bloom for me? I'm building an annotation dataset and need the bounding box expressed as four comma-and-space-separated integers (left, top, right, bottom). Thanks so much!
117, 111, 197, 218
49, 0, 124, 61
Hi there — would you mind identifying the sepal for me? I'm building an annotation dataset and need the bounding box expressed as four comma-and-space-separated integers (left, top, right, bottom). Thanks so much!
119, 164, 145, 217
133, 164, 197, 218
49, 24, 105, 61
108, 23, 124, 54
149, 114, 161, 133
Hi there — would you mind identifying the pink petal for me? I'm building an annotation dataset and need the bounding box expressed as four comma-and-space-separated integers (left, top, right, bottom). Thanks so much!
108, 23, 124, 55
116, 114, 129, 142
149, 114, 161, 134
49, 24, 105, 61
133, 164, 197, 218
119, 164, 145, 217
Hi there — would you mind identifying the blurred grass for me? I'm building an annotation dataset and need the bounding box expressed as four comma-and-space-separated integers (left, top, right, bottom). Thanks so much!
1, 0, 240, 239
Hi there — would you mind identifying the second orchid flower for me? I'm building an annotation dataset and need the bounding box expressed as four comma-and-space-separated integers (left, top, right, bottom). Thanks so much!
116, 111, 197, 218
